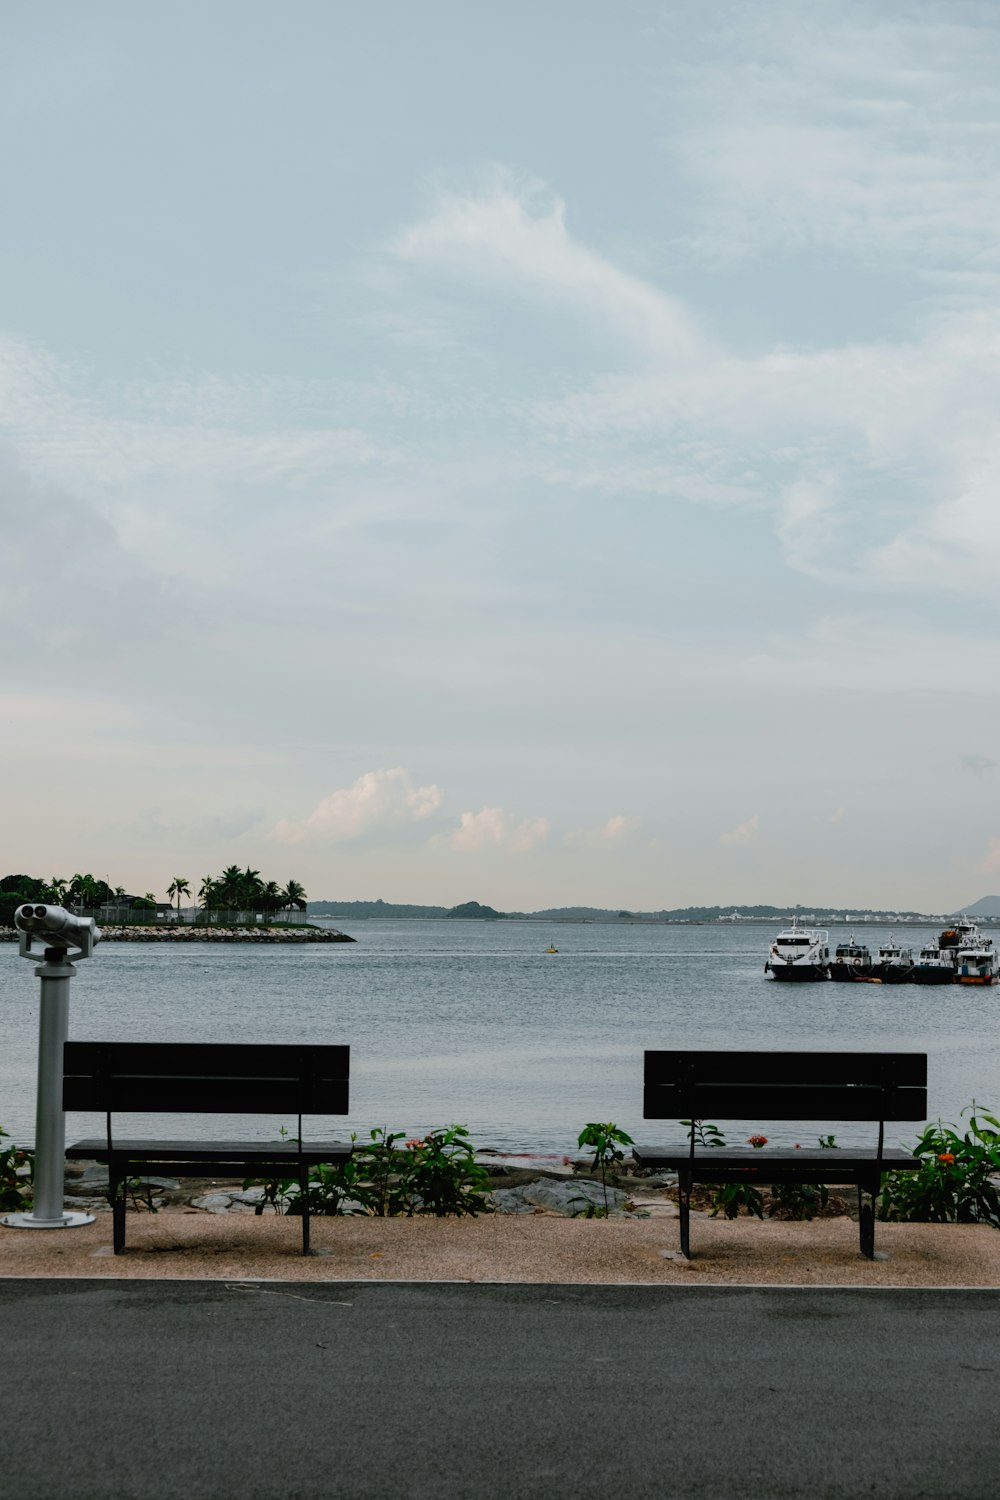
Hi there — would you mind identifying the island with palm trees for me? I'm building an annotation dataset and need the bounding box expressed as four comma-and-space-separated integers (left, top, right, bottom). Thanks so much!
0, 869, 355, 942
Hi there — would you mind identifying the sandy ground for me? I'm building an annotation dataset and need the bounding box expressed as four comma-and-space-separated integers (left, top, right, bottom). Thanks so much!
2, 1206, 999, 1286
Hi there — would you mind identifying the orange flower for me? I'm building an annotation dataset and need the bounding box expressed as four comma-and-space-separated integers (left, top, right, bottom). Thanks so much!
937, 1152, 956, 1165
404, 1138, 425, 1150
748, 1135, 768, 1149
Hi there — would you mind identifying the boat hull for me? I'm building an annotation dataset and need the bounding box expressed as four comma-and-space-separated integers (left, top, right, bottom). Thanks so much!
829, 962, 875, 982
912, 968, 955, 985
872, 963, 916, 984
767, 964, 829, 982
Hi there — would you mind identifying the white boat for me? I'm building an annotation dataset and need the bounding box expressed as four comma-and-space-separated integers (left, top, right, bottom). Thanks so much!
765, 918, 830, 981
955, 936, 999, 986
938, 915, 982, 955
873, 935, 915, 984
912, 942, 955, 986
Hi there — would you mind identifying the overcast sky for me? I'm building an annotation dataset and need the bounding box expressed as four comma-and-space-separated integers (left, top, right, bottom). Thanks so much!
2, 1, 999, 912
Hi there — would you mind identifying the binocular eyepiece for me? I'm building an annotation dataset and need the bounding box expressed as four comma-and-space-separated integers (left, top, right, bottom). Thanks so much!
14, 904, 99, 950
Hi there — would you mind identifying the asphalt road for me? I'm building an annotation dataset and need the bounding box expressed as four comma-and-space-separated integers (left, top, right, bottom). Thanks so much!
2, 1280, 999, 1499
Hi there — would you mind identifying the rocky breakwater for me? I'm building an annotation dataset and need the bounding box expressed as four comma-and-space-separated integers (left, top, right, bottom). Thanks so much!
0, 924, 355, 944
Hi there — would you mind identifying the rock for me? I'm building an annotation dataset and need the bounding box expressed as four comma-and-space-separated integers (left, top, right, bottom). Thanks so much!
492, 1178, 630, 1216
190, 1192, 239, 1214
228, 1187, 268, 1206
490, 1188, 536, 1214
527, 1178, 629, 1214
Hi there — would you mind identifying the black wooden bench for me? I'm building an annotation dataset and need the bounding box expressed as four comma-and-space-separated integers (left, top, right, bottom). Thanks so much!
63, 1042, 352, 1255
632, 1050, 927, 1259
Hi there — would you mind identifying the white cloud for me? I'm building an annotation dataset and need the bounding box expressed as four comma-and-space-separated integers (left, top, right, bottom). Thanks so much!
662, 8, 1000, 274
393, 177, 708, 367
450, 808, 551, 853
271, 769, 444, 844
721, 815, 760, 846
566, 816, 640, 849
0, 337, 390, 500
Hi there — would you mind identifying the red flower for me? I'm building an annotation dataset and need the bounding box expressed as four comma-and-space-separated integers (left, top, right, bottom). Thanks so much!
404, 1138, 425, 1150
748, 1135, 768, 1149
937, 1152, 956, 1165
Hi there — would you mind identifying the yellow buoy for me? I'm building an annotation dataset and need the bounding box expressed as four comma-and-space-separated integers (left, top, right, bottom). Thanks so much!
545, 944, 558, 954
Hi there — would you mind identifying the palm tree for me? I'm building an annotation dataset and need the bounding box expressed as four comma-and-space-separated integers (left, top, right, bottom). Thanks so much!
69, 873, 99, 912
197, 875, 216, 911
261, 881, 282, 918
167, 876, 191, 918
218, 865, 243, 911
282, 879, 307, 912
241, 867, 263, 914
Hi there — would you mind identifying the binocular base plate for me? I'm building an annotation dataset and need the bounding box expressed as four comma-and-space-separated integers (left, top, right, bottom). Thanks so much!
2, 1211, 96, 1230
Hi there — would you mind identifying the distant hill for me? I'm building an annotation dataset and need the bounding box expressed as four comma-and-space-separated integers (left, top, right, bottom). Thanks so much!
957, 896, 1000, 917
308, 898, 449, 918
310, 898, 950, 923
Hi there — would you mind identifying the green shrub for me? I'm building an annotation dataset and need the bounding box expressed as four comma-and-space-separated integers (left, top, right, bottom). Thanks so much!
878, 1106, 1000, 1226
0, 1127, 32, 1212
246, 1124, 492, 1218
576, 1121, 635, 1216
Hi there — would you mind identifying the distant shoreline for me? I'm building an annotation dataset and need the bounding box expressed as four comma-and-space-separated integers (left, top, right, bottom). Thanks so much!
0, 925, 355, 944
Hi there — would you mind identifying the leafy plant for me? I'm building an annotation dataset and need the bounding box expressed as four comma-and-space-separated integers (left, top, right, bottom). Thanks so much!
120, 1177, 159, 1215
710, 1180, 765, 1220
680, 1119, 726, 1148
404, 1126, 491, 1217
577, 1121, 635, 1216
0, 1127, 31, 1213
767, 1181, 829, 1220
245, 1124, 491, 1219
878, 1105, 1000, 1226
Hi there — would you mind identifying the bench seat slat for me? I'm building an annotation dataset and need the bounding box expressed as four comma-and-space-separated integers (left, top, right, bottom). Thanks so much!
632, 1147, 921, 1166
67, 1138, 353, 1163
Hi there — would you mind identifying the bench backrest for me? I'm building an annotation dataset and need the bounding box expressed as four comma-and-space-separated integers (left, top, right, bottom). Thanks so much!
63, 1042, 350, 1115
643, 1050, 926, 1122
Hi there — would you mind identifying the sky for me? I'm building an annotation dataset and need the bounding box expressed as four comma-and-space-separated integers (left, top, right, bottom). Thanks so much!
2, 0, 999, 913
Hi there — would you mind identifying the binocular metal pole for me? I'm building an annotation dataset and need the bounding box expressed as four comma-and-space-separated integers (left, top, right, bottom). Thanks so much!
3, 924, 96, 1231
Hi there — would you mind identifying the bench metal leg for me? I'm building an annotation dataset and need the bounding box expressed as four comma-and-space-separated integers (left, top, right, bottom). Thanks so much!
858, 1184, 875, 1260
300, 1164, 310, 1256
679, 1171, 692, 1259
111, 1172, 126, 1255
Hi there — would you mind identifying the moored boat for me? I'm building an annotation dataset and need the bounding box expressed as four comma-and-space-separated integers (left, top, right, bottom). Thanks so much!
912, 941, 955, 985
938, 915, 981, 955
828, 936, 875, 981
765, 918, 831, 981
872, 935, 915, 983
955, 936, 999, 985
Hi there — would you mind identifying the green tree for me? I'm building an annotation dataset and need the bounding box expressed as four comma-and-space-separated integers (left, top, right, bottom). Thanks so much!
69, 873, 100, 911
167, 876, 191, 916
282, 879, 307, 912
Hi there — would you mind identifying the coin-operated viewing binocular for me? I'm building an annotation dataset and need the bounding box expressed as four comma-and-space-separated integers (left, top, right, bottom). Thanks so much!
14, 904, 99, 958
4, 904, 102, 1231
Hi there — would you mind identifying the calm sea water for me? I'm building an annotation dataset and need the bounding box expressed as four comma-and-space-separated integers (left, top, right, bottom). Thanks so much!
2, 919, 998, 1153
